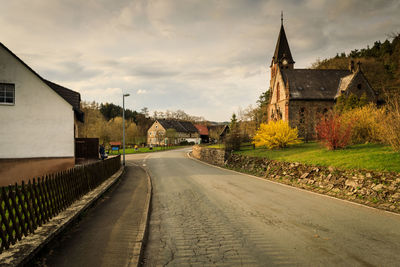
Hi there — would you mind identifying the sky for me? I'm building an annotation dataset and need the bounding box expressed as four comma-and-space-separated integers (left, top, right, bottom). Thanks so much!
1, 0, 399, 121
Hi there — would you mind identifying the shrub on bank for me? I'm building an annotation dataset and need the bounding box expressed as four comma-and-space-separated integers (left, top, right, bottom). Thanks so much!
341, 104, 384, 144
316, 112, 352, 150
253, 120, 302, 149
380, 95, 400, 151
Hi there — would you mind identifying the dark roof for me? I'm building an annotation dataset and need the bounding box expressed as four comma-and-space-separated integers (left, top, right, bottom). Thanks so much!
0, 42, 84, 122
272, 24, 294, 64
280, 69, 352, 100
219, 125, 230, 137
158, 119, 198, 133
44, 80, 81, 111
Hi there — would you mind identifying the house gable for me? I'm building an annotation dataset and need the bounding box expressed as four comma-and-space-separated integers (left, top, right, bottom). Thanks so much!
0, 43, 75, 159
336, 70, 377, 102
0, 42, 83, 122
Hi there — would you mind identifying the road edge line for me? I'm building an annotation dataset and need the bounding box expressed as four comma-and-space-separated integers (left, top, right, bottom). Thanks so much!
186, 151, 400, 217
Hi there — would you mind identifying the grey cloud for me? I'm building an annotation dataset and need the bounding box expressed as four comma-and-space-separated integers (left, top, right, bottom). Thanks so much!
42, 61, 103, 82
2, 0, 399, 121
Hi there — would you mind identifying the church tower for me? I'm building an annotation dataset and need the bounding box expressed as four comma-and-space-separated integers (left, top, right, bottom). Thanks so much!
270, 12, 295, 87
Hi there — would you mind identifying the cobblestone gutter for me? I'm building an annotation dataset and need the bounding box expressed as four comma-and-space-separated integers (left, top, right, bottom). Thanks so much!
192, 146, 400, 213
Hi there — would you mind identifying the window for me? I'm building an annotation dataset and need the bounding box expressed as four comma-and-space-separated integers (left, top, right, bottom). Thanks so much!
357, 84, 362, 89
0, 83, 15, 104
276, 83, 280, 102
299, 107, 306, 124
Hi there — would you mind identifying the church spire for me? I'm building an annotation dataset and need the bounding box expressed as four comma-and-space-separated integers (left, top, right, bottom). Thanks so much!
272, 12, 294, 67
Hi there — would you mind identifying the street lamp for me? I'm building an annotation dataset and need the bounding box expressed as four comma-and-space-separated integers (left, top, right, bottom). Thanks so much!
123, 93, 130, 166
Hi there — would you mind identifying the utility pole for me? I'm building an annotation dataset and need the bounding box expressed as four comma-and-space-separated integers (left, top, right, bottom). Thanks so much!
122, 93, 130, 166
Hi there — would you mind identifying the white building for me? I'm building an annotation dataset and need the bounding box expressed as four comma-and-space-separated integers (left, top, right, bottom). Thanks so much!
0, 43, 84, 186
147, 119, 200, 146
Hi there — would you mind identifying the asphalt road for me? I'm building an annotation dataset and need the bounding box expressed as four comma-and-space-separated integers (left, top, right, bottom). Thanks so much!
142, 148, 400, 266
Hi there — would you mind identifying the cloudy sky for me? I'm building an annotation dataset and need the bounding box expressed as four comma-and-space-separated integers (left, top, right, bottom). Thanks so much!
1, 0, 399, 121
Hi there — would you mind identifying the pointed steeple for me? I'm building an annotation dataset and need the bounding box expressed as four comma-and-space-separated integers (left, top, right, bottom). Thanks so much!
272, 12, 294, 66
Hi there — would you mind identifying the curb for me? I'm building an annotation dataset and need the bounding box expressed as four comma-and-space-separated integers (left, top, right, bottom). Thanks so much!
0, 166, 125, 266
129, 164, 153, 266
187, 152, 400, 217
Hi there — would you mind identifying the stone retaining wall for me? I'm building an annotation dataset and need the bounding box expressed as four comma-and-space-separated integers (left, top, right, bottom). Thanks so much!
192, 145, 226, 166
192, 145, 400, 213
226, 154, 400, 213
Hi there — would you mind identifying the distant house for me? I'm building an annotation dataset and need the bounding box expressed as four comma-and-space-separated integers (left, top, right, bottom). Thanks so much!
0, 42, 84, 186
147, 119, 200, 145
194, 124, 209, 143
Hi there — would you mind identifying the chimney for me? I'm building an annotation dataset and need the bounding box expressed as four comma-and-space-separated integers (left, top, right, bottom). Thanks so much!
349, 60, 355, 73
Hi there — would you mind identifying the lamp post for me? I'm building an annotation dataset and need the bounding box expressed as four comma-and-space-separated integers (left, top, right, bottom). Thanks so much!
123, 93, 130, 166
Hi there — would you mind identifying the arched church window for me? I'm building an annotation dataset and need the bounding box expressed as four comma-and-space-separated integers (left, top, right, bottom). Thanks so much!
299, 107, 305, 124
276, 83, 280, 102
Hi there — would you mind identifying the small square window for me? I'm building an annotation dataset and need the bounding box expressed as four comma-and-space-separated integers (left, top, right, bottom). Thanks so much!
0, 83, 15, 105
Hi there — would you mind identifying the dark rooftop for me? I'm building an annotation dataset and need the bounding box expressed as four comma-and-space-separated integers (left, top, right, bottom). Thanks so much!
281, 69, 352, 100
158, 119, 198, 133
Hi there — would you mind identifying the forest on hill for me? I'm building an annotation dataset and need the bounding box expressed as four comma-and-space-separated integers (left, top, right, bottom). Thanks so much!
311, 33, 400, 95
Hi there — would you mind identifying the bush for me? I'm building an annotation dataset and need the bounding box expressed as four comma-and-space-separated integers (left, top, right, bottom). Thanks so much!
335, 92, 368, 113
225, 113, 242, 151
380, 95, 400, 151
315, 112, 352, 150
341, 104, 384, 144
252, 120, 302, 149
224, 132, 242, 151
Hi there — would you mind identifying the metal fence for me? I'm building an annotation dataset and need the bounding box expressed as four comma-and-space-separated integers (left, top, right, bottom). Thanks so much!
0, 155, 121, 252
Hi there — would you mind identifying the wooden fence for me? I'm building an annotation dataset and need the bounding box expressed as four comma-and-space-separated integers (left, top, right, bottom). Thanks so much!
75, 138, 99, 163
0, 155, 121, 252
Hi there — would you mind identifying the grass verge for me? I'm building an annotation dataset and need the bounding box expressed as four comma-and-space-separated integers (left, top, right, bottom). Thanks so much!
108, 146, 185, 155
235, 142, 400, 172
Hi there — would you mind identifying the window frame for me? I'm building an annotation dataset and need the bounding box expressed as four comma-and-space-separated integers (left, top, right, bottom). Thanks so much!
0, 83, 15, 105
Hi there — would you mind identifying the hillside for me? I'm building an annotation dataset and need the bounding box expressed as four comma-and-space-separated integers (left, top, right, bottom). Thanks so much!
311, 33, 400, 95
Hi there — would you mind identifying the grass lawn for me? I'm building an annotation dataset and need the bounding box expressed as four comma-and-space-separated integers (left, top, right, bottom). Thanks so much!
236, 142, 400, 172
108, 146, 184, 155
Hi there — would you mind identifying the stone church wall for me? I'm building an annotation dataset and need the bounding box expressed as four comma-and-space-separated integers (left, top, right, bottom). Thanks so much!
289, 100, 334, 141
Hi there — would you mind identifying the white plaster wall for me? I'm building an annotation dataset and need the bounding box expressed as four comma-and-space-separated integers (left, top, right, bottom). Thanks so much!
0, 46, 74, 158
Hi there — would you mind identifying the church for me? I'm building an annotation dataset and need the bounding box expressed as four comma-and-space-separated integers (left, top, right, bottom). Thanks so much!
267, 16, 377, 140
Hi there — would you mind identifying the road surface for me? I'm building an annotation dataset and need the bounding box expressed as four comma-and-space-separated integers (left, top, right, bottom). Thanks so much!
142, 148, 400, 266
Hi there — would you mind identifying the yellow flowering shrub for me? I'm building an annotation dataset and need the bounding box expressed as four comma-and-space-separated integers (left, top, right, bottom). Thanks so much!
253, 120, 302, 149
